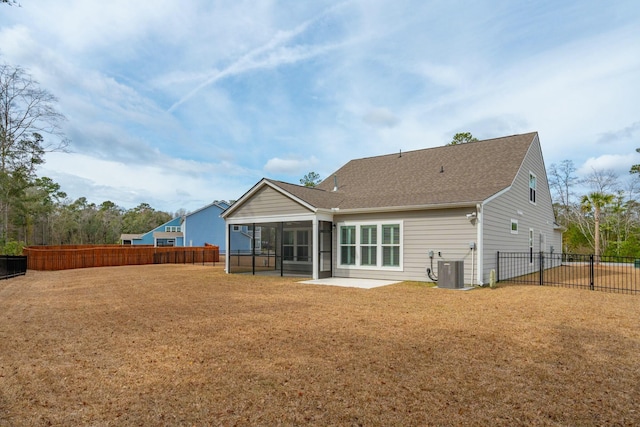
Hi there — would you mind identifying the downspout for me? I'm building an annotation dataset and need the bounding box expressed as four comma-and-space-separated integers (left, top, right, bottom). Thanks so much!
476, 203, 483, 286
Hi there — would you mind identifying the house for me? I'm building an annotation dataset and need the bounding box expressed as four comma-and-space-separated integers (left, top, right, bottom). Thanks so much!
121, 200, 250, 253
120, 216, 183, 247
221, 132, 562, 285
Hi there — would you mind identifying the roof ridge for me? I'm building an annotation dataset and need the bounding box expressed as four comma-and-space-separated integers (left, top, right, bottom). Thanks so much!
347, 131, 537, 161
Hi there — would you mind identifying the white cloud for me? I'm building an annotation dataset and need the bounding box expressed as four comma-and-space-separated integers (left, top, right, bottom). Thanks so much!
264, 156, 317, 175
2, 0, 639, 213
578, 153, 640, 177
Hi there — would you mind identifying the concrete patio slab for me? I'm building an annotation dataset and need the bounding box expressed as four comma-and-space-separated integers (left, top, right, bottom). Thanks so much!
299, 277, 401, 289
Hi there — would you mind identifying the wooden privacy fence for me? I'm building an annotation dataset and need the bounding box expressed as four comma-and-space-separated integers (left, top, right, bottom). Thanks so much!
23, 245, 219, 271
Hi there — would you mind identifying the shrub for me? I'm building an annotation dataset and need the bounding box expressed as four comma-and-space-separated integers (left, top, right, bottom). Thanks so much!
1, 241, 25, 256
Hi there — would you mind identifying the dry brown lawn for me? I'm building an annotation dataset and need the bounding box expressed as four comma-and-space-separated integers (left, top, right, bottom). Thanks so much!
1, 265, 639, 426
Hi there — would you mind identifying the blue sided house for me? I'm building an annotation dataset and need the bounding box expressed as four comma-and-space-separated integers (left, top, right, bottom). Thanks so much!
121, 200, 251, 254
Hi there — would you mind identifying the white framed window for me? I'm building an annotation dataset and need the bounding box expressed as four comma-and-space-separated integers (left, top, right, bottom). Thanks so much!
510, 219, 518, 234
340, 226, 356, 265
360, 225, 377, 266
529, 172, 537, 204
338, 221, 403, 270
165, 226, 181, 232
232, 225, 241, 232
382, 224, 400, 267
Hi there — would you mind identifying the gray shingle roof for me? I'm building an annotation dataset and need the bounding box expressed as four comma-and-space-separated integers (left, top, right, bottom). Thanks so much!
270, 132, 538, 211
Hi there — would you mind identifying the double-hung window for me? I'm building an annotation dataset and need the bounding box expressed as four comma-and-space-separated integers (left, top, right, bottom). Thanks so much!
360, 225, 377, 266
338, 221, 402, 270
382, 224, 400, 267
340, 226, 356, 265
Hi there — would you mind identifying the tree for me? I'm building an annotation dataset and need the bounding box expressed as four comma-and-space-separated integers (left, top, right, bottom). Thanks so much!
0, 62, 69, 241
548, 160, 579, 222
121, 203, 172, 234
580, 192, 614, 261
20, 176, 66, 244
300, 171, 321, 188
630, 148, 640, 174
448, 132, 478, 145
583, 168, 618, 194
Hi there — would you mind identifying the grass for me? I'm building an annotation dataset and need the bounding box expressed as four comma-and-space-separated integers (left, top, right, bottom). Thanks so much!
1, 264, 639, 426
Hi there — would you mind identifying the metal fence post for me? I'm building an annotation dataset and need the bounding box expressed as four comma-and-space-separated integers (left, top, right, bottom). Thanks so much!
589, 254, 595, 291
496, 251, 500, 283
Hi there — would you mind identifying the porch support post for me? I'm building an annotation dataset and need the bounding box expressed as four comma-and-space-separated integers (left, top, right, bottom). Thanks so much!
312, 217, 319, 280
224, 223, 230, 273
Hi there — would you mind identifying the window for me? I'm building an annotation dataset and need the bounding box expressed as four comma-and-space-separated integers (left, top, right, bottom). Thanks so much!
283, 229, 310, 262
511, 219, 518, 234
529, 172, 537, 204
283, 230, 294, 260
338, 222, 402, 270
340, 226, 356, 265
296, 230, 309, 262
165, 226, 181, 232
360, 225, 377, 266
232, 225, 241, 232
382, 224, 400, 267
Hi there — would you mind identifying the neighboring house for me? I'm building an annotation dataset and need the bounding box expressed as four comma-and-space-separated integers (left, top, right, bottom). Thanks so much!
121, 200, 250, 253
221, 132, 562, 285
121, 216, 184, 247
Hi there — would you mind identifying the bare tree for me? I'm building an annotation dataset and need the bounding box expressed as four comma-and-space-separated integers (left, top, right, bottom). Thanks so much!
583, 168, 619, 193
548, 159, 579, 221
0, 62, 69, 241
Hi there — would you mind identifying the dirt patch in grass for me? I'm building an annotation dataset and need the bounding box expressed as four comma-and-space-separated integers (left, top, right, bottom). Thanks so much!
1, 265, 639, 426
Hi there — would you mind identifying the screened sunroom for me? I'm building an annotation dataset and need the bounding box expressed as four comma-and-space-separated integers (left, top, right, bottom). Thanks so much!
226, 220, 332, 278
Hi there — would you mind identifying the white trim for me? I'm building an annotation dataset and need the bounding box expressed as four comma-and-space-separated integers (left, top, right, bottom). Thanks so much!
226, 213, 318, 224
225, 223, 230, 273
510, 219, 519, 234
483, 186, 511, 205
327, 202, 479, 215
312, 219, 319, 279
337, 220, 404, 271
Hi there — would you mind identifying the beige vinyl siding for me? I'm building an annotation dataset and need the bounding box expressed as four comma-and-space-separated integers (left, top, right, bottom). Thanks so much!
333, 208, 477, 282
228, 186, 311, 219
482, 135, 560, 282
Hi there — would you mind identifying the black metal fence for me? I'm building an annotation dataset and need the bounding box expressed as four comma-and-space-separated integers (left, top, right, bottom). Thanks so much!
497, 252, 640, 294
0, 256, 28, 280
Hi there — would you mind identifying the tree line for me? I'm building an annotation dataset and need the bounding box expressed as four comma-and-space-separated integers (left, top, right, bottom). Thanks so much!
0, 60, 176, 254
549, 160, 640, 257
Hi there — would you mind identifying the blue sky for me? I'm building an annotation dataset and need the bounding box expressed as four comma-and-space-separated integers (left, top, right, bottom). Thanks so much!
1, 1, 639, 213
